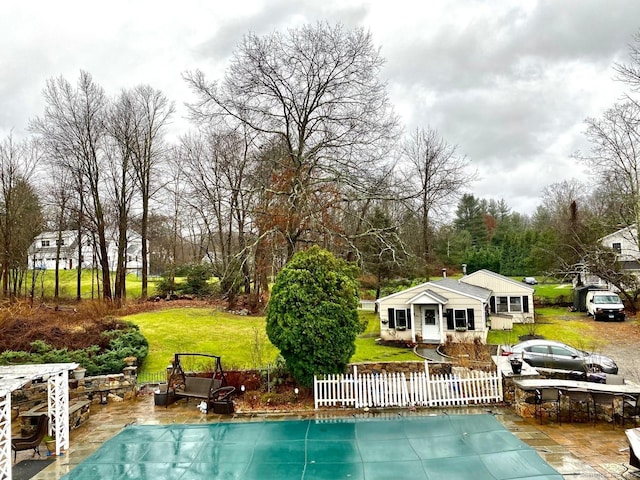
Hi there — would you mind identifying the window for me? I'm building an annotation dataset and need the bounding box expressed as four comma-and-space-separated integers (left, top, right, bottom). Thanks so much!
612, 242, 622, 253
424, 310, 436, 325
446, 309, 476, 330
386, 308, 412, 330
496, 297, 508, 313
55, 239, 64, 246
509, 297, 522, 312
396, 309, 407, 329
41, 240, 50, 247
492, 295, 529, 314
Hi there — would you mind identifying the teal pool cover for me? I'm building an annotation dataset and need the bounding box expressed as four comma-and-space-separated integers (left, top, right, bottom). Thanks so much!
62, 414, 562, 479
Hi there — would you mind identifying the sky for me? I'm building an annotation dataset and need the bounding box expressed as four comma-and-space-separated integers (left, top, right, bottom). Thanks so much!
2, 0, 640, 216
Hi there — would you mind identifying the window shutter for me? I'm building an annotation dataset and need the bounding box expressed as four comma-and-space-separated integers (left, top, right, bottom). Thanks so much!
406, 309, 412, 329
490, 296, 496, 313
467, 308, 475, 330
523, 296, 529, 313
446, 309, 454, 329
388, 308, 395, 328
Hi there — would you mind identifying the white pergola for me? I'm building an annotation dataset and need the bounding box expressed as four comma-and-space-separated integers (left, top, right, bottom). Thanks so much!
0, 363, 77, 480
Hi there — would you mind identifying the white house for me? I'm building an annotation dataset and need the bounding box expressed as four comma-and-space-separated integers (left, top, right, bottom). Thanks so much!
376, 269, 534, 345
575, 224, 640, 288
27, 230, 147, 276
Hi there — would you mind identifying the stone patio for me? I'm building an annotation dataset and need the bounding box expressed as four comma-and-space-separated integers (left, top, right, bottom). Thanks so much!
10, 392, 640, 480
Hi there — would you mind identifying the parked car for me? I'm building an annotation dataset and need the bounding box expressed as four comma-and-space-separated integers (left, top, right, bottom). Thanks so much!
522, 276, 538, 285
500, 339, 618, 374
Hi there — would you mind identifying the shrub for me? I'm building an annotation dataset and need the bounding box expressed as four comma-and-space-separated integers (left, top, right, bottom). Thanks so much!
266, 246, 362, 387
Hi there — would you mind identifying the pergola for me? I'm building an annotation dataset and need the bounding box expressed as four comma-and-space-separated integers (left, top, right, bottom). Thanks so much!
0, 363, 77, 480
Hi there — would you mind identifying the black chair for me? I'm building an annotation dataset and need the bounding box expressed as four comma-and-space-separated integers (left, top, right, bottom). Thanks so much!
534, 388, 560, 424
591, 392, 619, 427
561, 389, 593, 423
11, 414, 49, 461
623, 393, 640, 426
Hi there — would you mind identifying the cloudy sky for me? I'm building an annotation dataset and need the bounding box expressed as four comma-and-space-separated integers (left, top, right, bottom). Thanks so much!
2, 0, 640, 215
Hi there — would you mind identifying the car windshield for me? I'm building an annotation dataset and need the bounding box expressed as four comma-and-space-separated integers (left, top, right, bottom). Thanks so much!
594, 295, 621, 304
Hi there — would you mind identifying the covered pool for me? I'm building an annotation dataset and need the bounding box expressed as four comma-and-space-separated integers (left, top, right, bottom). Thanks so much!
61, 414, 561, 479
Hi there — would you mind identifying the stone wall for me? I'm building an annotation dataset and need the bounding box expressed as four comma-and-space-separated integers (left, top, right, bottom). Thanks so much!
348, 361, 451, 376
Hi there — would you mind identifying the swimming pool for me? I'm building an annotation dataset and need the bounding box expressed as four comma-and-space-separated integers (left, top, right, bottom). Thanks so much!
61, 413, 561, 479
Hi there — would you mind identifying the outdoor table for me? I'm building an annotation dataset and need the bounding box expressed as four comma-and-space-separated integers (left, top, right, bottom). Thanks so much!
513, 378, 640, 395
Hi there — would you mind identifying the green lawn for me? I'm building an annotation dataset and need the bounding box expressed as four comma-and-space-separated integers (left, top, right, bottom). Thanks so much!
27, 269, 159, 300
124, 308, 418, 374
486, 307, 606, 352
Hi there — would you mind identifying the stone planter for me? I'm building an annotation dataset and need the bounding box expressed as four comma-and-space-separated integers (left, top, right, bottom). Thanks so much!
73, 368, 86, 380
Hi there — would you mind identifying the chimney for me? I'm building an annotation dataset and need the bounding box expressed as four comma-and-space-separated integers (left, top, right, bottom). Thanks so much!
441, 268, 447, 278
462, 264, 467, 275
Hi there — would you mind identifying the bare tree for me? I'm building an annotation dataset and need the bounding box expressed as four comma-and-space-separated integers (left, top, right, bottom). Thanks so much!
185, 22, 398, 260
179, 126, 257, 303
30, 71, 113, 300
127, 85, 174, 300
0, 135, 43, 301
401, 127, 471, 278
577, 102, 640, 230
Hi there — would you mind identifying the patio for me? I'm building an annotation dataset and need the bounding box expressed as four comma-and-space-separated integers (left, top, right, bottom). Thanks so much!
11, 391, 639, 480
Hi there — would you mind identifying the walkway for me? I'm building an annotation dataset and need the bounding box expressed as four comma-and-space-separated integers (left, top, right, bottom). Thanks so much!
11, 393, 639, 480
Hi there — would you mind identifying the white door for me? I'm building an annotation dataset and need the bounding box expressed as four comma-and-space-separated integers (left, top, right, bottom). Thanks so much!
421, 306, 440, 342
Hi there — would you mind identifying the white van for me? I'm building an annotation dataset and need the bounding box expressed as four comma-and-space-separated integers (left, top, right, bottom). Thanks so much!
585, 290, 625, 321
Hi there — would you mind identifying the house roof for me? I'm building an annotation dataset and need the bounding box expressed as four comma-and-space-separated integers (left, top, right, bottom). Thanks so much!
407, 289, 448, 305
462, 269, 534, 292
429, 277, 492, 302
599, 224, 637, 243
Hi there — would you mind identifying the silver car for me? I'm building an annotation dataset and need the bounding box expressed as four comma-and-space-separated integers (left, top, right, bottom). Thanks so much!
501, 339, 618, 374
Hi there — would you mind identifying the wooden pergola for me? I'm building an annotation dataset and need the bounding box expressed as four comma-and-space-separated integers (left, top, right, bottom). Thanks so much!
0, 363, 77, 480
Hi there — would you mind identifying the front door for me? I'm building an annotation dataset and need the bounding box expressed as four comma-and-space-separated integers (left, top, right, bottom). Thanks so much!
421, 306, 440, 342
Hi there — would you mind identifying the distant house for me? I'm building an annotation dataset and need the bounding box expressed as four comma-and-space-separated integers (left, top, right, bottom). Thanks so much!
599, 224, 640, 273
376, 269, 534, 345
575, 224, 640, 288
27, 230, 147, 276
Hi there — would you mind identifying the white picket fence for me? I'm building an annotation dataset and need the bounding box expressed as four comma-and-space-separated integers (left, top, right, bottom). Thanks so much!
314, 362, 503, 409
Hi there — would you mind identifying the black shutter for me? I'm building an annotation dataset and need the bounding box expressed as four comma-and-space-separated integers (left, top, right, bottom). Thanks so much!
467, 308, 475, 330
406, 309, 412, 329
388, 308, 395, 328
523, 296, 529, 313
490, 296, 496, 313
446, 309, 454, 330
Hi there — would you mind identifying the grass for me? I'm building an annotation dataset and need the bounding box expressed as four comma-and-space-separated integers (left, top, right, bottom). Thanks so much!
27, 269, 159, 300
123, 308, 279, 372
125, 308, 419, 374
532, 282, 573, 300
486, 307, 607, 352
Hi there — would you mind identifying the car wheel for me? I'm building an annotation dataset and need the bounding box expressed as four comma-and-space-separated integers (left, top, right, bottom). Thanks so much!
586, 364, 602, 373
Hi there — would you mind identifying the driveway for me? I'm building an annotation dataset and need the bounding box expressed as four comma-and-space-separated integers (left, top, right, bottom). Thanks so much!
582, 314, 640, 383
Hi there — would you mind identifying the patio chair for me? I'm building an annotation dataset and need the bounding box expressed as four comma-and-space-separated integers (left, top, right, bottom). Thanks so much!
591, 392, 619, 428
561, 389, 593, 423
623, 393, 640, 426
11, 414, 48, 462
534, 388, 560, 424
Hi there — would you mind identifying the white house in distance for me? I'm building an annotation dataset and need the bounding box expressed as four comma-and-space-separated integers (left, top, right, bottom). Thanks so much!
376, 269, 535, 345
27, 230, 147, 276
599, 224, 640, 272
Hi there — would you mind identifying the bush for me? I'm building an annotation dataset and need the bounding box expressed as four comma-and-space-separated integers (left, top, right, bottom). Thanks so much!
266, 246, 362, 387
0, 323, 148, 375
